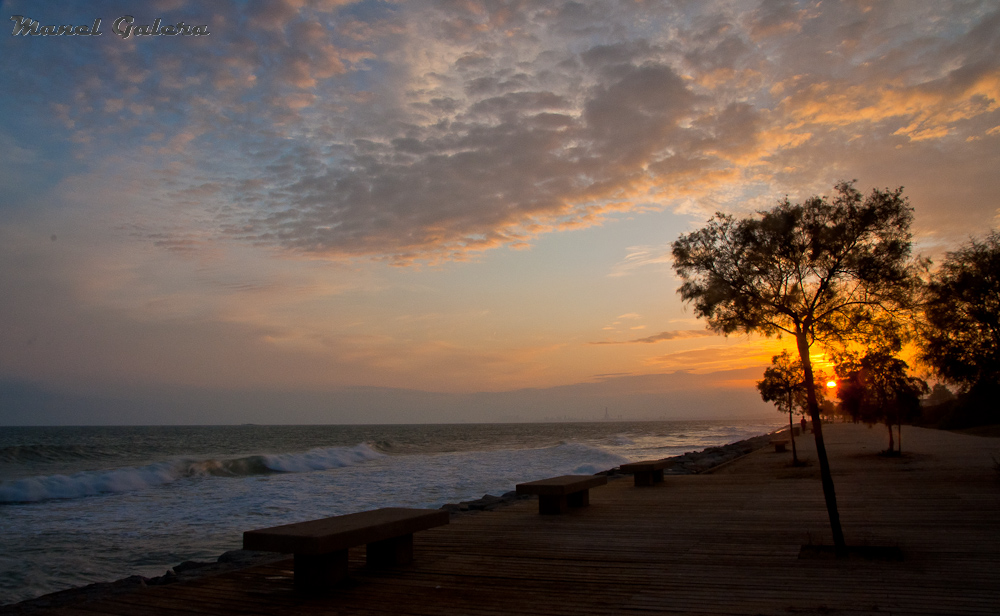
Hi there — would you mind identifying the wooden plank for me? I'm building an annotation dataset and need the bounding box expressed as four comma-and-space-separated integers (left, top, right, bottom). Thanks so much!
242, 507, 449, 555
514, 474, 607, 496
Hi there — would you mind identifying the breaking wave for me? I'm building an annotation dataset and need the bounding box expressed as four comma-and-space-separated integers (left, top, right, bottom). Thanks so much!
0, 443, 383, 504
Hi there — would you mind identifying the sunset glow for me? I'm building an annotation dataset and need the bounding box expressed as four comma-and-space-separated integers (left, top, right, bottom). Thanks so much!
1, 1, 998, 424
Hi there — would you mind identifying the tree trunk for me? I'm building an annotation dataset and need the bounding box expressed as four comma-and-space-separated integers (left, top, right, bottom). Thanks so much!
788, 409, 798, 464
897, 421, 902, 455
795, 330, 847, 554
886, 421, 894, 454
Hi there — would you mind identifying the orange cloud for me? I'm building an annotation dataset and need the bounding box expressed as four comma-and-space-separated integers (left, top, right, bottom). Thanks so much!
782, 72, 1000, 141
590, 329, 716, 345
644, 338, 790, 373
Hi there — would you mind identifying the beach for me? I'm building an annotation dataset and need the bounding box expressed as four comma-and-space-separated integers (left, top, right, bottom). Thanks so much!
4, 422, 998, 615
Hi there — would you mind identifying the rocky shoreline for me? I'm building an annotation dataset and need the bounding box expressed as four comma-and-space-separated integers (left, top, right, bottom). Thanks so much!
439, 429, 780, 514
1, 429, 782, 614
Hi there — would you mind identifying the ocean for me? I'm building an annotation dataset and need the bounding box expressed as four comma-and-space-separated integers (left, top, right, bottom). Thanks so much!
0, 419, 781, 605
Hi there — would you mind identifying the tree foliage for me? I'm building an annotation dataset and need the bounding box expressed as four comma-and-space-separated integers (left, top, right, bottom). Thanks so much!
920, 230, 1000, 395
672, 181, 919, 553
835, 350, 928, 454
924, 383, 956, 406
757, 350, 826, 417
672, 182, 916, 346
757, 350, 826, 464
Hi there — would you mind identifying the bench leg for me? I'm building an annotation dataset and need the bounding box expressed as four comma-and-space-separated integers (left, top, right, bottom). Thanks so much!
367, 533, 414, 567
775, 443, 787, 453
294, 550, 348, 592
538, 495, 568, 515
567, 489, 589, 508
634, 469, 665, 487
538, 489, 592, 514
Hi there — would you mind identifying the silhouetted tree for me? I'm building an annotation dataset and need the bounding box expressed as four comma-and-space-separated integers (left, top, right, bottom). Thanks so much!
924, 383, 957, 406
920, 231, 1000, 403
672, 181, 918, 554
835, 350, 928, 455
757, 350, 826, 465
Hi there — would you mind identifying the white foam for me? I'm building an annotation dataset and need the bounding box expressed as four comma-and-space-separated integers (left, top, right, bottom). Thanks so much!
0, 444, 384, 504
0, 463, 178, 503
261, 443, 384, 473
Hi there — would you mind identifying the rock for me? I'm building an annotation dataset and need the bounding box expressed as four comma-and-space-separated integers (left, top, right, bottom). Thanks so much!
114, 575, 148, 588
173, 560, 211, 574
501, 491, 531, 500
217, 550, 271, 565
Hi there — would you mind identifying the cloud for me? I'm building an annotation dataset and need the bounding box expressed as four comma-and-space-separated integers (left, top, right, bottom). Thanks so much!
5, 1, 997, 264
609, 245, 674, 277
220, 45, 712, 263
590, 329, 717, 345
644, 338, 789, 374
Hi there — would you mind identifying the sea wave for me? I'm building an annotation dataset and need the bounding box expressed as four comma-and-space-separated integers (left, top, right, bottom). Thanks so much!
608, 435, 636, 446
260, 444, 383, 473
0, 443, 383, 504
0, 444, 111, 464
370, 439, 394, 453
538, 441, 630, 471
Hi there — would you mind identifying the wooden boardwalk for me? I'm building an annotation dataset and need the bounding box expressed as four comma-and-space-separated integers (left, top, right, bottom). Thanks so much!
20, 424, 1000, 615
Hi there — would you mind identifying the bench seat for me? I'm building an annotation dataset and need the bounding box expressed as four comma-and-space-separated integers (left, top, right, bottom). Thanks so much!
515, 475, 607, 514
770, 439, 789, 452
619, 459, 670, 486
243, 507, 448, 591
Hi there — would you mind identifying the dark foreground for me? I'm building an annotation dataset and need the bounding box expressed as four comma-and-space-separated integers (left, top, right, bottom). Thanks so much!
5, 424, 999, 615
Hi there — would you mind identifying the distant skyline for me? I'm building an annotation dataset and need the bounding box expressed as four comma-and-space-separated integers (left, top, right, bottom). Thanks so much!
2, 1, 998, 424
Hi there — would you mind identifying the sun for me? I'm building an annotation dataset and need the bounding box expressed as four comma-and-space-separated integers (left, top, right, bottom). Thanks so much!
826, 380, 837, 388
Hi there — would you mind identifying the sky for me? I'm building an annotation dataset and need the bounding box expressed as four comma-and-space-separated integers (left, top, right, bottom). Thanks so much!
1, 0, 998, 424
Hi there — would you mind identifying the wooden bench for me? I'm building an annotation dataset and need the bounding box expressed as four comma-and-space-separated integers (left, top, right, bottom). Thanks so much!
515, 475, 607, 514
619, 459, 670, 486
243, 507, 449, 592
770, 439, 789, 452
